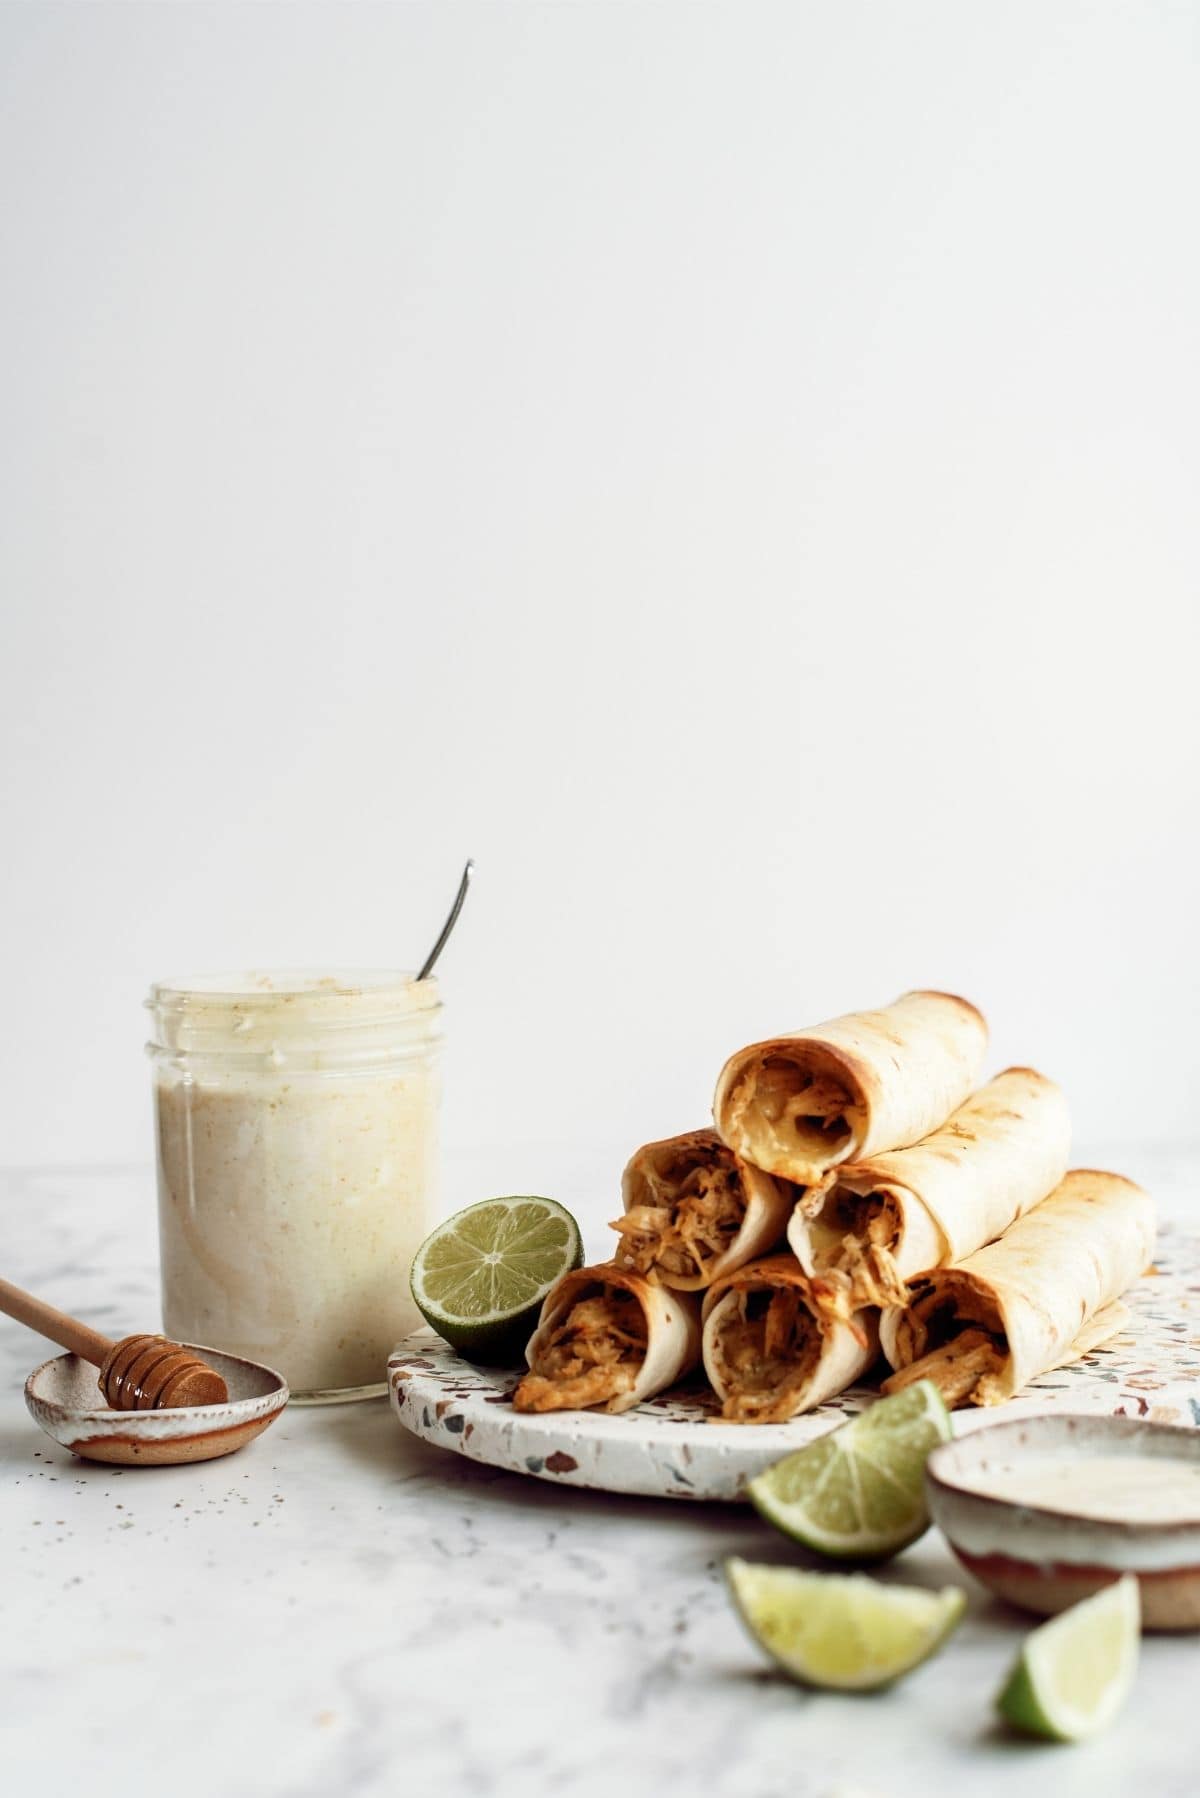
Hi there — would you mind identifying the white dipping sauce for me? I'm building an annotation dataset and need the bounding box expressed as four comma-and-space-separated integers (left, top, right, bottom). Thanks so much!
960, 1453, 1200, 1525
148, 971, 442, 1399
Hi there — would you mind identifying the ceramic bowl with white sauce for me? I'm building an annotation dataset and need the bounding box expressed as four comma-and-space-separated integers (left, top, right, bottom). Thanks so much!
926, 1413, 1200, 1630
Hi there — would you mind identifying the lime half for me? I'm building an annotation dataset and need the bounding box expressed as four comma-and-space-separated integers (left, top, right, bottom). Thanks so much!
996, 1576, 1140, 1742
747, 1381, 953, 1562
410, 1196, 583, 1365
727, 1559, 965, 1691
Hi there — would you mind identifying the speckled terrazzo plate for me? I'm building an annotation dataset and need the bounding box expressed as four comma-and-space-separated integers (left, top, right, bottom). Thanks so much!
388, 1226, 1200, 1501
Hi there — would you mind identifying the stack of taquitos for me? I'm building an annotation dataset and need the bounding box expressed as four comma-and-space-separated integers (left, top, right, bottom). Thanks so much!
513, 989, 1155, 1422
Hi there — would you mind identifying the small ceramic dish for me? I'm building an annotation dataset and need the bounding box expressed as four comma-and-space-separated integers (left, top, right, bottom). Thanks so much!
926, 1413, 1200, 1631
25, 1344, 289, 1466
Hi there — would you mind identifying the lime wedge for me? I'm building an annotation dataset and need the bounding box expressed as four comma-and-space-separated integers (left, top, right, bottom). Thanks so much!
747, 1381, 953, 1561
996, 1576, 1140, 1741
410, 1196, 583, 1365
727, 1559, 966, 1691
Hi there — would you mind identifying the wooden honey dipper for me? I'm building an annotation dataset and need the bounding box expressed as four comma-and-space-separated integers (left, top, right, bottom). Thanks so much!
0, 1276, 229, 1409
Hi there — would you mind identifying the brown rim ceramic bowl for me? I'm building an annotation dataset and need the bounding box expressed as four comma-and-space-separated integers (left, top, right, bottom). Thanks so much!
926, 1413, 1200, 1631
25, 1344, 289, 1465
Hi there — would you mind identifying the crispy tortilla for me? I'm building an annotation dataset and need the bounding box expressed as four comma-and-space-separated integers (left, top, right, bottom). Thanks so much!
788, 1068, 1070, 1314
611, 1128, 794, 1290
881, 1170, 1156, 1408
701, 1254, 878, 1424
714, 990, 987, 1184
513, 1265, 701, 1416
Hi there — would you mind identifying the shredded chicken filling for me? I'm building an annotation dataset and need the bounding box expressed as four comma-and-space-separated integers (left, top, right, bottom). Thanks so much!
613, 1152, 744, 1281
712, 1286, 822, 1424
882, 1301, 1006, 1409
513, 1288, 647, 1413
816, 1192, 908, 1311
751, 1057, 853, 1153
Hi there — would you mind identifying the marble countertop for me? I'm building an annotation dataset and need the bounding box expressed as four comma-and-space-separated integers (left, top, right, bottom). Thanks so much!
4, 1150, 1198, 1798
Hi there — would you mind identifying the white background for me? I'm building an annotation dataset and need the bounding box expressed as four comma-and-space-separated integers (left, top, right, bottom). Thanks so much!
2, 2, 1198, 1200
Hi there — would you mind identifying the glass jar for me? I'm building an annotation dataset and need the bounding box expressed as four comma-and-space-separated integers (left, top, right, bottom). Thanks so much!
146, 971, 443, 1402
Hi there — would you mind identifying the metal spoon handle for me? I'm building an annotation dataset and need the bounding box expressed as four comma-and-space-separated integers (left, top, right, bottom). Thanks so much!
418, 859, 475, 981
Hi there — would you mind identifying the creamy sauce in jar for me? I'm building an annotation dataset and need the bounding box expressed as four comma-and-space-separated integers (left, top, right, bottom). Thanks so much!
148, 971, 442, 1399
959, 1453, 1200, 1525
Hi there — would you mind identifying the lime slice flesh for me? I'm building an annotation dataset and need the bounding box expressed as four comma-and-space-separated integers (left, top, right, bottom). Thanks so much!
727, 1559, 966, 1691
996, 1575, 1140, 1741
747, 1381, 953, 1561
410, 1195, 583, 1365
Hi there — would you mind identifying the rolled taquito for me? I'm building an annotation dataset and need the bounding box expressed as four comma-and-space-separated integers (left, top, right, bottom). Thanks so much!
513, 1265, 701, 1415
714, 990, 987, 1185
881, 1170, 1156, 1409
788, 1068, 1071, 1314
610, 1128, 795, 1291
701, 1255, 878, 1424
